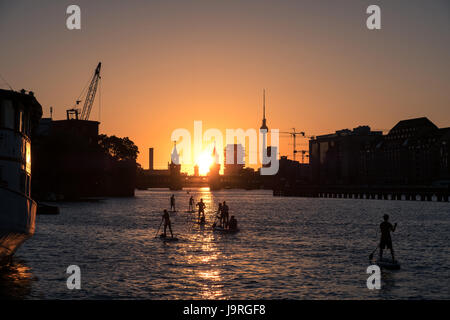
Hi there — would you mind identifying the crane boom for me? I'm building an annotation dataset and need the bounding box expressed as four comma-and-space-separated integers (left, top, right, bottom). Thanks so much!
280, 129, 304, 161
80, 62, 101, 120
280, 128, 314, 162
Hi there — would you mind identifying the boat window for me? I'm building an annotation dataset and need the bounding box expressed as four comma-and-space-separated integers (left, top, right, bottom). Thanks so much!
26, 141, 31, 174
19, 109, 24, 133
1, 100, 15, 129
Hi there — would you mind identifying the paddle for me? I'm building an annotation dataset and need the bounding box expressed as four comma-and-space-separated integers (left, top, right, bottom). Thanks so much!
369, 246, 378, 260
369, 228, 379, 260
154, 219, 163, 238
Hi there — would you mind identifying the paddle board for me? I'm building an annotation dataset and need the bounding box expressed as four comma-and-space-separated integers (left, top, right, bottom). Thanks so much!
374, 258, 401, 270
213, 226, 240, 234
159, 234, 179, 242
195, 217, 206, 225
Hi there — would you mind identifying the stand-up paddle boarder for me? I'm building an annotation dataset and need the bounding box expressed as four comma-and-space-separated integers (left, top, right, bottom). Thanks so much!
162, 209, 174, 238
196, 198, 206, 223
189, 196, 194, 211
379, 214, 397, 262
170, 194, 176, 212
216, 202, 223, 227
222, 201, 229, 228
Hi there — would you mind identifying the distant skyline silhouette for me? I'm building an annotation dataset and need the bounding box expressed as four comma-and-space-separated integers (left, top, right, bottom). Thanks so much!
0, 0, 449, 170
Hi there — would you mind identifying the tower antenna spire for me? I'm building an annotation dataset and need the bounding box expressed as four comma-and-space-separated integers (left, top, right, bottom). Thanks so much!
263, 89, 265, 120
260, 89, 268, 131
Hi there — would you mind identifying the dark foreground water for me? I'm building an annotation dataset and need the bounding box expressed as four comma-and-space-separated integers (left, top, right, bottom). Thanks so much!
1, 189, 449, 299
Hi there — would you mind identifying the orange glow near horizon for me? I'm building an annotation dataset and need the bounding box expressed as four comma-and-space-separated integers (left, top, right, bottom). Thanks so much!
194, 143, 218, 176
196, 150, 214, 176
1, 1, 448, 173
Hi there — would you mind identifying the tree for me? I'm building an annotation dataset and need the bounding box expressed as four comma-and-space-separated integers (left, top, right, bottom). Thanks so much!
98, 134, 139, 161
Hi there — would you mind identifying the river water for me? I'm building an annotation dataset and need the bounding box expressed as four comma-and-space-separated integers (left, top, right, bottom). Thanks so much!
1, 189, 449, 299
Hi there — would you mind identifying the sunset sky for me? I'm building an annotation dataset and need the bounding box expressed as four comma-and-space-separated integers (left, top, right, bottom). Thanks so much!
1, 0, 449, 173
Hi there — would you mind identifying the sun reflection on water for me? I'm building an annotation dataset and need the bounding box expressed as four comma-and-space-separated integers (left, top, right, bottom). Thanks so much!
0, 259, 34, 299
182, 188, 226, 299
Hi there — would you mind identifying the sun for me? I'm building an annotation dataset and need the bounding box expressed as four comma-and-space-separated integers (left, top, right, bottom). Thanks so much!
196, 151, 214, 175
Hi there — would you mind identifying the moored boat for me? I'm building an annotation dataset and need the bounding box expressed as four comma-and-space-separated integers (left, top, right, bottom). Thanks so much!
0, 89, 42, 263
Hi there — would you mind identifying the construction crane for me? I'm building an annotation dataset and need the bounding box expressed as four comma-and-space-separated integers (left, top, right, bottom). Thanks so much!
297, 150, 309, 164
67, 62, 102, 120
280, 128, 315, 162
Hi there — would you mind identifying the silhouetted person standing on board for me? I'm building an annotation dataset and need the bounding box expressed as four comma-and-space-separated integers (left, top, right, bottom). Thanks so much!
170, 194, 176, 211
379, 214, 397, 262
217, 202, 223, 227
162, 209, 173, 238
189, 196, 194, 211
222, 201, 229, 228
196, 198, 206, 222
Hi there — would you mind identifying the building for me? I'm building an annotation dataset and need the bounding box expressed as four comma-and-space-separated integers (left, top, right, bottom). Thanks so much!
275, 117, 450, 199
224, 143, 245, 176
136, 147, 172, 189
169, 142, 182, 190
209, 144, 221, 176
308, 118, 450, 187
149, 147, 154, 172
32, 117, 136, 200
309, 126, 382, 185
208, 144, 222, 190
275, 156, 310, 189
439, 130, 450, 183
194, 164, 199, 177
51, 118, 100, 146
222, 143, 247, 188
360, 117, 450, 185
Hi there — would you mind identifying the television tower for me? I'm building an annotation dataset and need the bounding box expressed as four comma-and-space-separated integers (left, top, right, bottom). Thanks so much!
260, 89, 268, 132
260, 89, 269, 166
